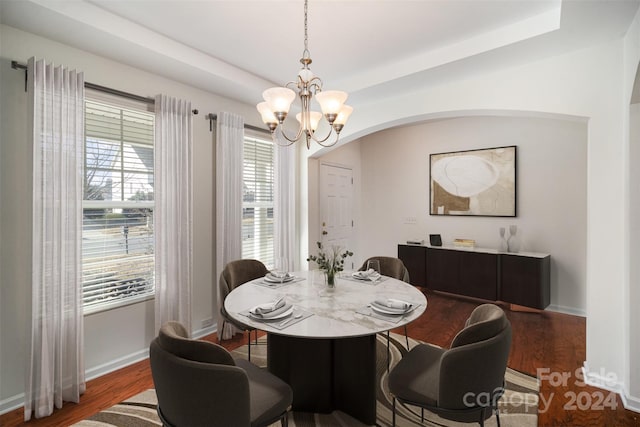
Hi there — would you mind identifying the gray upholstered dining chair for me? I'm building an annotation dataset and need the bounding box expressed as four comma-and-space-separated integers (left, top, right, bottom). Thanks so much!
388, 304, 512, 427
359, 256, 412, 353
218, 259, 270, 361
150, 321, 293, 427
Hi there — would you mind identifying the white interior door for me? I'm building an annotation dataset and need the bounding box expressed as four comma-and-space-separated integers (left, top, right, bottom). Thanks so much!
319, 163, 354, 269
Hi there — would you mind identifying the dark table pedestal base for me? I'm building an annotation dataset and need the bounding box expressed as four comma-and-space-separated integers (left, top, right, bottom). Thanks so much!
267, 333, 377, 425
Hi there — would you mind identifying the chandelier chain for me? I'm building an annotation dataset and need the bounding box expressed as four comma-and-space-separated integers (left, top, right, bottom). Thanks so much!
304, 0, 309, 52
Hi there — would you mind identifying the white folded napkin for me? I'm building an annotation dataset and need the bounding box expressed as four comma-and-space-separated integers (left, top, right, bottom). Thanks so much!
250, 303, 293, 319
265, 272, 294, 282
372, 298, 412, 312
353, 269, 381, 280
250, 297, 286, 316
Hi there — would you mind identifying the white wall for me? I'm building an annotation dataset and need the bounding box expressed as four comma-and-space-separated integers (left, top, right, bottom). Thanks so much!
330, 115, 587, 314
624, 7, 640, 412
0, 24, 260, 411
629, 102, 640, 407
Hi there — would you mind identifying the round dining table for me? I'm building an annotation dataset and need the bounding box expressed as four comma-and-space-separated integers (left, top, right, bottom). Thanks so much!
224, 270, 427, 425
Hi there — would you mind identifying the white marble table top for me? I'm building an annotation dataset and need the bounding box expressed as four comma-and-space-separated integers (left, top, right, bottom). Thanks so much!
224, 271, 428, 339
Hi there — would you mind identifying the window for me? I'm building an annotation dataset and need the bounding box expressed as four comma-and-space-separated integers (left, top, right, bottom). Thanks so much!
82, 95, 155, 313
242, 133, 274, 267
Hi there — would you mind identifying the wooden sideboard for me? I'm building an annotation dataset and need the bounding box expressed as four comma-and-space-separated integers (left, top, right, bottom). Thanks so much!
398, 244, 550, 310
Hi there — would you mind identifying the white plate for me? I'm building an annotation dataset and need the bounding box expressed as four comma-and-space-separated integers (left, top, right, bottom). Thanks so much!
352, 273, 380, 281
370, 303, 412, 316
249, 306, 293, 320
264, 274, 294, 283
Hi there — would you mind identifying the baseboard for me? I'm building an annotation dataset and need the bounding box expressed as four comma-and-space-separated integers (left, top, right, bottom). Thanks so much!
0, 349, 149, 416
86, 323, 216, 379
85, 348, 149, 382
0, 324, 219, 416
192, 324, 217, 339
582, 362, 625, 394
582, 362, 640, 414
546, 304, 586, 317
428, 290, 586, 317
0, 393, 25, 416
620, 390, 640, 413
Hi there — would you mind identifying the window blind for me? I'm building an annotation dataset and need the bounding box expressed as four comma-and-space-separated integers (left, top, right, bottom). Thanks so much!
242, 135, 274, 267
83, 98, 155, 312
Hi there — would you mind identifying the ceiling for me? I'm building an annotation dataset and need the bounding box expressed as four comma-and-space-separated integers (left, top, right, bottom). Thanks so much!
1, 0, 639, 110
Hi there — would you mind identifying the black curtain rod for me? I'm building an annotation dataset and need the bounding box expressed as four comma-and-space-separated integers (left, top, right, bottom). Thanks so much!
11, 60, 198, 115
205, 113, 270, 134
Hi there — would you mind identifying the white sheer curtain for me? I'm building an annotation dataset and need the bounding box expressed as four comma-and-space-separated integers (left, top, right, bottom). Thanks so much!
154, 95, 193, 333
274, 143, 297, 271
216, 112, 244, 339
25, 57, 86, 421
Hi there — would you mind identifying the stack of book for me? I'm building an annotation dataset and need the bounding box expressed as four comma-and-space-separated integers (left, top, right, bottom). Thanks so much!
453, 238, 476, 248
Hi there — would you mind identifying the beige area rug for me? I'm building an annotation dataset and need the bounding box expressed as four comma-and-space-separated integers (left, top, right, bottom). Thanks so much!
74, 333, 538, 426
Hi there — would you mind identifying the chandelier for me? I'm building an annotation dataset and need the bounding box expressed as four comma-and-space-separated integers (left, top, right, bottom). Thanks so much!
256, 0, 353, 149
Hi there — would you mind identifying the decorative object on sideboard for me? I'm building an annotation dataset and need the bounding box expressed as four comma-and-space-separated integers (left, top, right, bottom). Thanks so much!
507, 225, 520, 253
429, 145, 517, 217
453, 238, 476, 248
429, 234, 442, 246
499, 227, 509, 252
406, 239, 425, 245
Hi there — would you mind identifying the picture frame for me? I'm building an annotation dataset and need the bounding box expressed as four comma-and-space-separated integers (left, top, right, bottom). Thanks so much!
429, 145, 517, 217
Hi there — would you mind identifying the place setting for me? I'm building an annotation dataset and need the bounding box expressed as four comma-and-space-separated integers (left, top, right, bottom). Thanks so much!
347, 268, 386, 284
356, 297, 420, 323
253, 258, 305, 288
345, 260, 388, 285
240, 296, 313, 330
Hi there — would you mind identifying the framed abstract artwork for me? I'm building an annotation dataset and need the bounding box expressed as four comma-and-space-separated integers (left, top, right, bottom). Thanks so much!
429, 145, 517, 217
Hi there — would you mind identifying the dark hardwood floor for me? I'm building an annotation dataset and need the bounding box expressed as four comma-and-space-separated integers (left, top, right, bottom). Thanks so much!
1, 288, 639, 426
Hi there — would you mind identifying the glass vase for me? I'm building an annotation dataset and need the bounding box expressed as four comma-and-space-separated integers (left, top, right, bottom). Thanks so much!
507, 225, 520, 253
499, 227, 508, 252
325, 269, 336, 288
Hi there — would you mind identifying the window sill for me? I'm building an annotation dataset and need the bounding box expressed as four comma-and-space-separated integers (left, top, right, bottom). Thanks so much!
83, 293, 155, 316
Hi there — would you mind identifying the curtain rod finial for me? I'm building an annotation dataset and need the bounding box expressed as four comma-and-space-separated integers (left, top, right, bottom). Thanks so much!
206, 113, 217, 132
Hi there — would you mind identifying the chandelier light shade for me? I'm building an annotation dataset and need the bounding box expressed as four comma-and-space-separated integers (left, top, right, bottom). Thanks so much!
296, 111, 322, 131
256, 0, 353, 149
